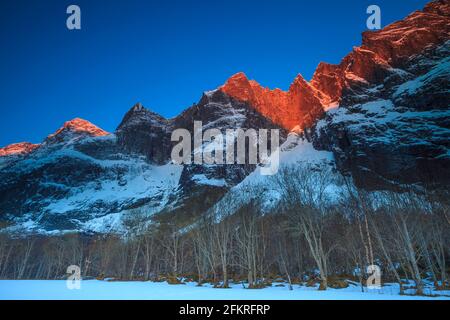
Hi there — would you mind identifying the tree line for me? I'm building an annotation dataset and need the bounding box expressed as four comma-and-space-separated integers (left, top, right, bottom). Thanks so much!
0, 166, 448, 295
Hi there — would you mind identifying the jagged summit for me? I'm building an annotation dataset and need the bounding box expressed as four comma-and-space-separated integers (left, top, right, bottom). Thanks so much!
0, 0, 448, 235
131, 102, 145, 112
0, 118, 109, 155
221, 70, 324, 131
226, 72, 248, 81
0, 142, 40, 157
115, 103, 171, 164
45, 118, 109, 144
58, 118, 109, 135
220, 0, 450, 131
117, 103, 168, 131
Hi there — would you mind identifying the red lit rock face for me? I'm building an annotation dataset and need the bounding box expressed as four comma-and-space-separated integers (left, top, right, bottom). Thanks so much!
310, 62, 344, 107
362, 0, 450, 65
221, 72, 323, 131
0, 119, 108, 156
0, 142, 39, 157
46, 118, 109, 142
222, 0, 449, 131
313, 0, 449, 104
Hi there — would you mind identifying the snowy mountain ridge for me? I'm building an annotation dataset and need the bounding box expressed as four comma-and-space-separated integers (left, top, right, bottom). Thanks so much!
0, 0, 449, 235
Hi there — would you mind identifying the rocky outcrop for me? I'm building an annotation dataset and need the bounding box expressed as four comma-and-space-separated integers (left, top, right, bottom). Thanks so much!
116, 103, 173, 164
0, 142, 39, 157
307, 0, 450, 191
221, 72, 324, 131
160, 89, 287, 222
175, 90, 286, 178
45, 118, 109, 145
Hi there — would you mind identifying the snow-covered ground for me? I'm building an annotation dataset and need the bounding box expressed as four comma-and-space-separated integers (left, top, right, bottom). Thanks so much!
0, 280, 449, 300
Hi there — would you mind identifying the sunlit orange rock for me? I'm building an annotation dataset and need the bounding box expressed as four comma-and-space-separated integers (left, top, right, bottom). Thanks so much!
314, 0, 449, 100
221, 72, 323, 131
362, 0, 450, 65
221, 0, 449, 131
0, 142, 39, 157
0, 119, 108, 156
46, 118, 109, 142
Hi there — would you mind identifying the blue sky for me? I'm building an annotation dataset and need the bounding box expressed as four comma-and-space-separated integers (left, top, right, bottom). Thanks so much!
0, 0, 430, 146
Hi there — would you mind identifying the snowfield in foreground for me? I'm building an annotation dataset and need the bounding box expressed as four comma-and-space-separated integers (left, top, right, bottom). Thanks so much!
0, 280, 449, 300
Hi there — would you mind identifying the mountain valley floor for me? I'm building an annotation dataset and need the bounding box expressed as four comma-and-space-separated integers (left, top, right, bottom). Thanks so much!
0, 279, 449, 300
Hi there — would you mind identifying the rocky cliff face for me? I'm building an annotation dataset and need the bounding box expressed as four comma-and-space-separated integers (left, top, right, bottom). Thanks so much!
307, 0, 450, 191
311, 40, 450, 191
221, 72, 324, 131
163, 89, 287, 223
0, 142, 39, 157
221, 0, 449, 133
220, 0, 449, 191
116, 103, 173, 165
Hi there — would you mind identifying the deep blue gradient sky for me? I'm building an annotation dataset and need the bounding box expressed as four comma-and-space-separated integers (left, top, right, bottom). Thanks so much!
0, 0, 430, 146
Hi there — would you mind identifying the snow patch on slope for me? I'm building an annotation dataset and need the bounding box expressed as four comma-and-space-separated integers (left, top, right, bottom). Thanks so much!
2, 144, 183, 235
192, 174, 227, 187
207, 133, 337, 220
394, 56, 450, 97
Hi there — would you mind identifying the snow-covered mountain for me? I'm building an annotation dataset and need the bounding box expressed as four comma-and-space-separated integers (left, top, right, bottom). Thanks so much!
0, 0, 448, 235
0, 122, 183, 234
0, 90, 286, 234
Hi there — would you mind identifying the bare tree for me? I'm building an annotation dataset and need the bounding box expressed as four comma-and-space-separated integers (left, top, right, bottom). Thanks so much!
276, 165, 333, 290
235, 202, 260, 288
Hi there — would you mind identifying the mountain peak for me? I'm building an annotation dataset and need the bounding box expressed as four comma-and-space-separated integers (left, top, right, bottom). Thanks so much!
227, 72, 249, 82
46, 118, 109, 143
117, 103, 168, 132
0, 142, 40, 157
60, 118, 109, 136
290, 74, 309, 89
221, 72, 251, 93
125, 102, 162, 117
221, 70, 322, 130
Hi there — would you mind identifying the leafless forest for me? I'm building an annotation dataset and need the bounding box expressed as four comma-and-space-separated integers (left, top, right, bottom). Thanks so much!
0, 167, 448, 294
